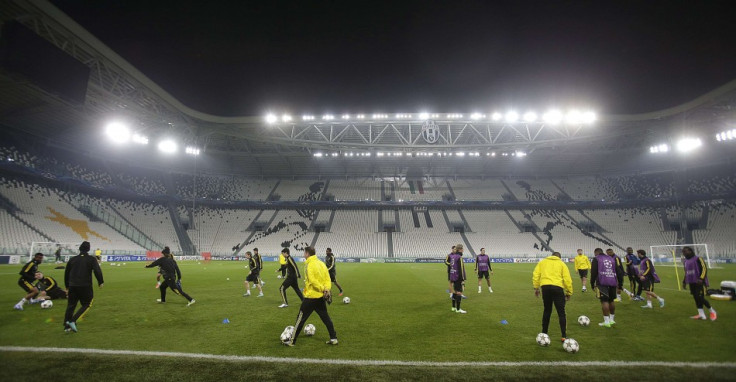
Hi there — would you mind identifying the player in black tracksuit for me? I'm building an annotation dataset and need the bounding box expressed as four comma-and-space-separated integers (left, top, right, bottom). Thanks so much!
64, 241, 104, 332
14, 252, 44, 310
145, 247, 195, 306
277, 248, 303, 307
325, 248, 344, 295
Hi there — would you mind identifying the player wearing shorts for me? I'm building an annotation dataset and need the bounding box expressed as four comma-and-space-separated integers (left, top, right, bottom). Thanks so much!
637, 249, 664, 309
682, 246, 717, 321
253, 248, 265, 287
606, 249, 625, 301
244, 251, 264, 297
448, 244, 467, 313
475, 248, 493, 293
94, 248, 102, 263
624, 247, 642, 300
35, 272, 67, 300
14, 253, 44, 310
573, 249, 590, 292
590, 248, 623, 327
325, 248, 344, 296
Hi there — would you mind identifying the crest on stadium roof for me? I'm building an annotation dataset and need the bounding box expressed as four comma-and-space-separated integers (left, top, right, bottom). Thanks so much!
421, 120, 439, 144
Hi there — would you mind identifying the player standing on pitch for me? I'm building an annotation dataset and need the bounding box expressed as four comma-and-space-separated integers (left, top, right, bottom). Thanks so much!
573, 249, 590, 292
606, 249, 625, 301
146, 247, 196, 306
64, 241, 104, 332
475, 248, 493, 293
449, 244, 467, 313
590, 248, 624, 327
637, 249, 665, 309
532, 251, 573, 343
243, 251, 264, 297
282, 246, 337, 347
253, 248, 265, 287
277, 248, 303, 308
14, 252, 44, 310
682, 246, 717, 321
325, 248, 344, 296
624, 247, 642, 300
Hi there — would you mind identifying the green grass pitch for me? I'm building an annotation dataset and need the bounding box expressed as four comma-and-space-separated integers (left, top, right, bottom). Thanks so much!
1, 260, 735, 381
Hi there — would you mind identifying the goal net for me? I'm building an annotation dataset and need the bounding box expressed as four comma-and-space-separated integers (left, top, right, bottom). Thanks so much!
649, 244, 715, 291
29, 242, 79, 263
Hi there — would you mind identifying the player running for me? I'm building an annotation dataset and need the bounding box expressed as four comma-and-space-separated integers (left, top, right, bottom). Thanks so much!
35, 272, 67, 301
573, 249, 591, 292
277, 248, 303, 308
14, 252, 44, 310
637, 249, 665, 309
590, 248, 624, 327
145, 247, 195, 306
325, 248, 344, 296
282, 246, 338, 347
64, 241, 104, 332
682, 246, 717, 321
475, 248, 493, 293
244, 251, 264, 297
533, 251, 573, 343
449, 244, 467, 313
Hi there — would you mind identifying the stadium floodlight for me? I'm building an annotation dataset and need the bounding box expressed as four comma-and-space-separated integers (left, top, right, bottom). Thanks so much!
515, 151, 527, 157
157, 139, 177, 154
365, 152, 371, 157
523, 111, 537, 123
322, 114, 334, 120
281, 114, 292, 122
543, 109, 563, 125
456, 152, 466, 157
491, 112, 503, 121
582, 111, 597, 124
376, 152, 384, 157
302, 115, 315, 121
185, 146, 200, 156
470, 112, 484, 120
676, 137, 702, 153
105, 122, 130, 144
419, 112, 430, 120
504, 111, 519, 123
356, 114, 365, 119
313, 152, 323, 157
565, 109, 583, 125
716, 129, 735, 141
131, 133, 148, 145
649, 143, 669, 154
331, 152, 339, 157
342, 114, 350, 120
372, 114, 388, 119
265, 113, 278, 124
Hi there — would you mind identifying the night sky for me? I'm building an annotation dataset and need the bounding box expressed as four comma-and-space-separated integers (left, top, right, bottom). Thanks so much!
51, 0, 736, 116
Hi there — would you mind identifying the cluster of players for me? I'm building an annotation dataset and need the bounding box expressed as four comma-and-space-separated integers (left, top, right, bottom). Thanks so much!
13, 241, 343, 346
443, 244, 719, 343
13, 241, 719, 346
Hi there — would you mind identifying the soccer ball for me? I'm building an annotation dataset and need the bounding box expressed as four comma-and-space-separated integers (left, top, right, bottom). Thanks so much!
304, 324, 316, 336
578, 315, 590, 326
563, 338, 580, 353
536, 333, 550, 347
280, 325, 295, 342
342, 297, 351, 304
40, 300, 53, 309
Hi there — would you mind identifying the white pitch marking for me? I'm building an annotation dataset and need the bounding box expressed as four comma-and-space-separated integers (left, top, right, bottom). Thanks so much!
1, 346, 735, 368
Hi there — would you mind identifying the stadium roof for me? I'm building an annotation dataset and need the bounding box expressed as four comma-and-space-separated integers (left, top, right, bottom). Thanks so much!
1, 0, 736, 178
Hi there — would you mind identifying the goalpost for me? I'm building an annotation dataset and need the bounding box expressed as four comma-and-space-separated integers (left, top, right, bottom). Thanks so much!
649, 244, 715, 291
28, 242, 79, 263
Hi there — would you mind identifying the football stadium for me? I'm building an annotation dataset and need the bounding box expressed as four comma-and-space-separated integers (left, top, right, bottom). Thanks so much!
1, 1, 735, 381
